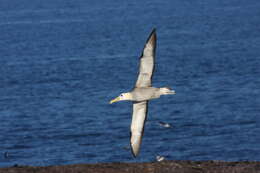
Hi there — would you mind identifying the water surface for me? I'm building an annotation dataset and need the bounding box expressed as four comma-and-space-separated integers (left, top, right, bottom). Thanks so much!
0, 0, 260, 167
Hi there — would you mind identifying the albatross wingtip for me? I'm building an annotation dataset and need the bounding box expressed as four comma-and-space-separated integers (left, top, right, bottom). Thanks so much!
145, 28, 157, 47
130, 146, 138, 158
151, 28, 156, 33
150, 28, 156, 37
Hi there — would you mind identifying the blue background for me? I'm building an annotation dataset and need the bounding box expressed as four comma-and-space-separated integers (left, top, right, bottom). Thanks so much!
0, 0, 260, 167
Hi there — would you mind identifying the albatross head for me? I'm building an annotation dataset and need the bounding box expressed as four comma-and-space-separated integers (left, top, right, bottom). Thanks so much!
110, 92, 132, 104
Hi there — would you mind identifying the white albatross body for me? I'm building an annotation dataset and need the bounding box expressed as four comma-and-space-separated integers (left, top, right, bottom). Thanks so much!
110, 29, 175, 157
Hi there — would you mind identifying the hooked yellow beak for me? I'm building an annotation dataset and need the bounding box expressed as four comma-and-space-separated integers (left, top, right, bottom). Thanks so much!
109, 96, 120, 104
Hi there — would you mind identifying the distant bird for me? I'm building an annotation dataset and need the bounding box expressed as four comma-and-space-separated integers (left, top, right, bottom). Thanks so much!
158, 121, 172, 128
156, 155, 165, 162
110, 29, 175, 157
122, 146, 130, 151
4, 152, 9, 159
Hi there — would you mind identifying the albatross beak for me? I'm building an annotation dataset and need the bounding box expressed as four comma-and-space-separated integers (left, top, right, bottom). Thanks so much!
109, 97, 120, 104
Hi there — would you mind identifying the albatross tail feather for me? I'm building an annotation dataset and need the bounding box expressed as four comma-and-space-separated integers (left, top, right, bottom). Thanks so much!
160, 87, 176, 95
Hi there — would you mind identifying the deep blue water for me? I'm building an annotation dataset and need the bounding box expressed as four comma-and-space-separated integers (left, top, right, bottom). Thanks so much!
0, 0, 260, 167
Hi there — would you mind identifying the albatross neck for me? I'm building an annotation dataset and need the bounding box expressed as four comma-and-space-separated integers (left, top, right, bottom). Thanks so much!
125, 92, 134, 101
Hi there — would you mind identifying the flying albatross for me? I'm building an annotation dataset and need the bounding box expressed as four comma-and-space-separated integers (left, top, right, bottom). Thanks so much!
110, 29, 175, 157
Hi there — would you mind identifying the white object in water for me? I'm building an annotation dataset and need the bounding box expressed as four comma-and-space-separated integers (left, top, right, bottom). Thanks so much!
156, 155, 165, 162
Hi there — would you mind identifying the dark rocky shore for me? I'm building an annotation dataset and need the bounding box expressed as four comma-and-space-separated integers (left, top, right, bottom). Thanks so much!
1, 161, 260, 173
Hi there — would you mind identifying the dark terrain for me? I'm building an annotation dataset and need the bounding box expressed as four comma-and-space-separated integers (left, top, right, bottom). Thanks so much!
1, 161, 260, 173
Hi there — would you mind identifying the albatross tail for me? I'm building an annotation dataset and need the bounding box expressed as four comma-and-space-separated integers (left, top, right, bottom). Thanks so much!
159, 87, 176, 95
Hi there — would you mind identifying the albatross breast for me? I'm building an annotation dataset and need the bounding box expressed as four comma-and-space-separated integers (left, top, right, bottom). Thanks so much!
131, 87, 160, 101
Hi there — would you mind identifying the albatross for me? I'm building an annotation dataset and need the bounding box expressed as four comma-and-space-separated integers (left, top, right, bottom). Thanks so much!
110, 29, 175, 157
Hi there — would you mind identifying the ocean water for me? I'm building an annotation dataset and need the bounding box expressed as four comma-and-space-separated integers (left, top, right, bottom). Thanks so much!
0, 0, 260, 167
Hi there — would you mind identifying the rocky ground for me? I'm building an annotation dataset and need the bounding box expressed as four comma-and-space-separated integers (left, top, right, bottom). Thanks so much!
1, 161, 260, 173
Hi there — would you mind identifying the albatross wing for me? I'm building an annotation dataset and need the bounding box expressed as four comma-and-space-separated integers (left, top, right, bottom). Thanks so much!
130, 101, 148, 157
135, 29, 156, 88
